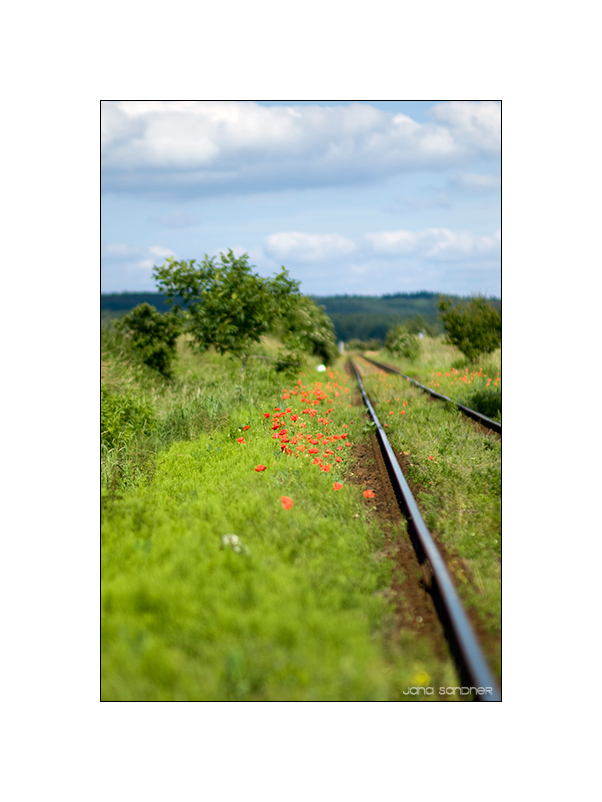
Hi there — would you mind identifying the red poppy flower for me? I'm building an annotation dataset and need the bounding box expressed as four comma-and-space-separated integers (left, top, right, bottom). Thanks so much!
264, 413, 271, 419
308, 448, 319, 454
321, 464, 331, 472
237, 437, 245, 443
243, 425, 250, 430
291, 414, 299, 422
255, 465, 267, 472
285, 407, 292, 413
429, 456, 434, 460
333, 482, 343, 490
274, 408, 281, 411
281, 496, 293, 510
335, 457, 342, 463
364, 489, 375, 498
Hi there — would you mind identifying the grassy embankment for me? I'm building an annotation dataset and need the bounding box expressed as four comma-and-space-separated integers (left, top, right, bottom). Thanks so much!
365, 336, 501, 422
101, 328, 460, 701
353, 338, 501, 677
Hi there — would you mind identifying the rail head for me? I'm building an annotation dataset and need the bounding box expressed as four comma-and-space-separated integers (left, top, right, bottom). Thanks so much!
350, 359, 501, 701
360, 355, 501, 435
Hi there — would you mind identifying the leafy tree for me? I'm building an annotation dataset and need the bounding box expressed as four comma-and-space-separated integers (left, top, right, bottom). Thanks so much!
114, 303, 181, 377
385, 325, 420, 360
276, 295, 339, 368
438, 294, 501, 362
153, 251, 301, 374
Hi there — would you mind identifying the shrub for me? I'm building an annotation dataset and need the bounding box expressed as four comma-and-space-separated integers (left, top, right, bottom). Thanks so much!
114, 303, 181, 378
438, 294, 501, 362
101, 385, 157, 449
277, 295, 339, 367
385, 325, 420, 360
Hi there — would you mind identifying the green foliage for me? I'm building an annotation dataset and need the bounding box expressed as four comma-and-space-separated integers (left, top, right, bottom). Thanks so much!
153, 251, 300, 368
438, 294, 501, 362
114, 303, 181, 377
404, 314, 435, 337
278, 295, 339, 367
101, 385, 157, 449
385, 325, 420, 360
345, 338, 383, 351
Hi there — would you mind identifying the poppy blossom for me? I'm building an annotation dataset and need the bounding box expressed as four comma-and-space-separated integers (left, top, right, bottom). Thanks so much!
281, 496, 293, 510
364, 489, 375, 498
243, 425, 250, 430
335, 457, 341, 463
264, 413, 271, 419
255, 465, 267, 472
308, 448, 319, 454
321, 464, 331, 472
237, 437, 245, 443
429, 456, 434, 460
274, 408, 281, 411
333, 482, 343, 491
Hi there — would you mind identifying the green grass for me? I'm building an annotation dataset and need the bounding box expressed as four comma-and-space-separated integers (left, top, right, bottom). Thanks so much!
359, 360, 501, 678
101, 328, 463, 700
362, 337, 501, 421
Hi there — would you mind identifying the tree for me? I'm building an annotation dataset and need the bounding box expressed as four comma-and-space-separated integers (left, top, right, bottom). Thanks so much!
114, 302, 181, 378
276, 295, 339, 369
153, 251, 301, 373
438, 294, 501, 362
385, 325, 420, 360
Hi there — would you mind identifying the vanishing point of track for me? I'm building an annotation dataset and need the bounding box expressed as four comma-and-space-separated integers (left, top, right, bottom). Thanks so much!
350, 359, 501, 702
360, 354, 501, 435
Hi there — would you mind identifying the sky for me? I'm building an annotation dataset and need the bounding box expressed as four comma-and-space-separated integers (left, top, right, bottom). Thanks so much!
101, 100, 501, 298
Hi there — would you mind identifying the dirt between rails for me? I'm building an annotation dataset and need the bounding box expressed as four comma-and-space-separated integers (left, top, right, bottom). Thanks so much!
345, 359, 501, 689
347, 433, 448, 659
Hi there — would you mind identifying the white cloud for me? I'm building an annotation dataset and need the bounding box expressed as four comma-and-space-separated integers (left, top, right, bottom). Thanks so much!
428, 101, 501, 154
102, 242, 177, 272
365, 227, 500, 262
263, 231, 357, 263
101, 101, 500, 197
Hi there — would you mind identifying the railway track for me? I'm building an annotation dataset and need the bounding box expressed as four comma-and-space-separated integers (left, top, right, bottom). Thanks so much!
359, 354, 501, 434
350, 359, 501, 701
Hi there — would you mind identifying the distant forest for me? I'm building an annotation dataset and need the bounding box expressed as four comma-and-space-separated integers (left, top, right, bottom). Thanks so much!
101, 291, 500, 342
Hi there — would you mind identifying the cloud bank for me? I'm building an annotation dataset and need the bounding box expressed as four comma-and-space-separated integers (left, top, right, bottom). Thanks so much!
101, 100, 501, 197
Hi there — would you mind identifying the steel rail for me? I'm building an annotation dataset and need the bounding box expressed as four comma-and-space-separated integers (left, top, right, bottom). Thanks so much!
360, 355, 501, 435
351, 360, 501, 701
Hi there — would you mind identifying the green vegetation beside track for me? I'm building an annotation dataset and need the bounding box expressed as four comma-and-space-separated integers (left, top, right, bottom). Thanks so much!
102, 328, 460, 700
356, 345, 501, 678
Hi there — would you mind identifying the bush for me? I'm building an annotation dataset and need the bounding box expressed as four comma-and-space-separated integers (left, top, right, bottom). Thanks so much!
278, 296, 339, 367
438, 294, 501, 362
114, 303, 181, 378
101, 386, 157, 449
385, 326, 420, 360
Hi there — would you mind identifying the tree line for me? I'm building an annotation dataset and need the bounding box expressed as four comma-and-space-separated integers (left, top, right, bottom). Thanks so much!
106, 252, 501, 378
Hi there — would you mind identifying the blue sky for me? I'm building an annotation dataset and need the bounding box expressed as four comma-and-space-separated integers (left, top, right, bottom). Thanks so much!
101, 100, 500, 297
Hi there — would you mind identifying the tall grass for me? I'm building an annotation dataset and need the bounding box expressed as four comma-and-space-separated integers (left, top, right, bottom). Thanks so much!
101, 331, 461, 700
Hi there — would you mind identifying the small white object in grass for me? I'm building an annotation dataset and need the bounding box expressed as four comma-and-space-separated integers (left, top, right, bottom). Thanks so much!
221, 534, 250, 555
316, 364, 326, 372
